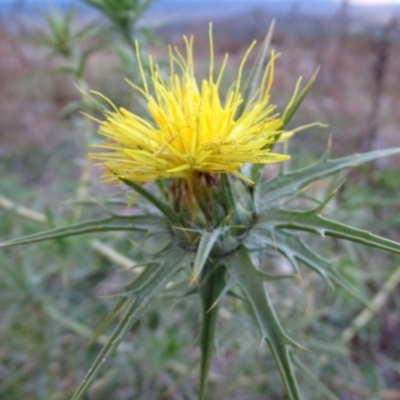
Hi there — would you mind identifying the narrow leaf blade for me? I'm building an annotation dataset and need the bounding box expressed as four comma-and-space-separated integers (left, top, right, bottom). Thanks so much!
120, 178, 182, 226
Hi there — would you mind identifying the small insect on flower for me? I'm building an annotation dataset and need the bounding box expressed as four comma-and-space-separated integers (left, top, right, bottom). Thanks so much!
89, 24, 308, 185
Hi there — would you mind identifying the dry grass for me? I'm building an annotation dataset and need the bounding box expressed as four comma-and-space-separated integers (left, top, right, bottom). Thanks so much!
1, 9, 400, 399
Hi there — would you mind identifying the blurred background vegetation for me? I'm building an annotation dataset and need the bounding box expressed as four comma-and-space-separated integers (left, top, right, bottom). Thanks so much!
1, 0, 400, 399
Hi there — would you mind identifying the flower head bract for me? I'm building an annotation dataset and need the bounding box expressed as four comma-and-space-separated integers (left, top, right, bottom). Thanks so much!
89, 27, 302, 184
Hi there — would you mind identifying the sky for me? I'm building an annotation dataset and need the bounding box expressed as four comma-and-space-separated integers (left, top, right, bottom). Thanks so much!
350, 0, 400, 4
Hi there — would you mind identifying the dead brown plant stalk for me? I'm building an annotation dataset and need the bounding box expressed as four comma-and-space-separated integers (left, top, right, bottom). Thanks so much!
362, 18, 398, 153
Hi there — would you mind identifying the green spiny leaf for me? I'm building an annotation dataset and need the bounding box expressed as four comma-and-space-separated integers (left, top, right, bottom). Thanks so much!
71, 247, 191, 400
257, 209, 400, 255
0, 214, 167, 248
111, 263, 166, 297
255, 147, 400, 212
86, 297, 128, 348
227, 247, 302, 400
292, 356, 340, 400
250, 229, 372, 307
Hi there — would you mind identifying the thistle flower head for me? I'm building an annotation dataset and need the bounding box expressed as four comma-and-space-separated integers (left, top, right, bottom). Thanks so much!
90, 28, 297, 184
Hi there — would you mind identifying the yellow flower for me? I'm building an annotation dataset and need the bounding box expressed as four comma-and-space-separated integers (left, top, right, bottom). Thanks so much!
89, 27, 297, 184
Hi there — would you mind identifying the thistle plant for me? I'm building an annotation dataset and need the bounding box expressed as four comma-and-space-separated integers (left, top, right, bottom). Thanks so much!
3, 24, 400, 400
